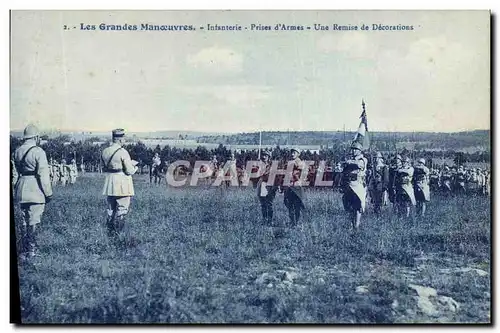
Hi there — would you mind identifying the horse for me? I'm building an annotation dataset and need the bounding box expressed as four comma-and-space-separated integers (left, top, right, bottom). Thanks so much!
150, 162, 168, 185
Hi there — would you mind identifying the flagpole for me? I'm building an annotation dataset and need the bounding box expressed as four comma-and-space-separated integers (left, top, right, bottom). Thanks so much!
258, 130, 262, 160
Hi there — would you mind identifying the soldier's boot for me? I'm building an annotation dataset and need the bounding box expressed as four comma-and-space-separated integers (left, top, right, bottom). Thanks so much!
267, 207, 274, 225
354, 211, 362, 231
288, 209, 297, 227
420, 203, 426, 218
405, 205, 411, 219
374, 203, 382, 217
19, 223, 29, 257
261, 204, 268, 225
115, 215, 126, 234
106, 215, 116, 237
26, 225, 39, 258
294, 207, 301, 226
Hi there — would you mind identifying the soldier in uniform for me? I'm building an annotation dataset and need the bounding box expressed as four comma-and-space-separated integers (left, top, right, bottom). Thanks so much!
395, 156, 416, 218
59, 159, 69, 186
13, 124, 53, 257
440, 165, 454, 194
283, 148, 306, 226
227, 151, 238, 187
413, 158, 430, 217
256, 150, 277, 225
454, 165, 467, 194
150, 152, 162, 184
388, 154, 402, 213
369, 152, 389, 216
80, 157, 86, 174
152, 152, 161, 168
429, 167, 441, 192
341, 142, 368, 231
52, 159, 60, 185
333, 162, 343, 190
101, 129, 138, 237
69, 159, 78, 185
485, 170, 491, 197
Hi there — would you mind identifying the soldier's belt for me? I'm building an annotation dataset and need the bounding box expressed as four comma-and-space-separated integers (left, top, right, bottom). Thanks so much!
20, 171, 37, 176
104, 169, 124, 173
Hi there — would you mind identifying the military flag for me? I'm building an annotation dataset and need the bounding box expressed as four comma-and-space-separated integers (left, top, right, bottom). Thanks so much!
353, 100, 370, 149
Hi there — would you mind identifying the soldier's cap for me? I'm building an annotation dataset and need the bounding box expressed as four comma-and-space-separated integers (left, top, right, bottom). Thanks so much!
112, 128, 125, 138
395, 154, 402, 161
290, 147, 301, 154
350, 142, 363, 151
376, 152, 383, 158
23, 124, 40, 139
418, 158, 425, 164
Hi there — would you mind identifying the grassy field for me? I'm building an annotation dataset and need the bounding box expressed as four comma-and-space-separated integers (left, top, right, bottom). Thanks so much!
14, 173, 491, 324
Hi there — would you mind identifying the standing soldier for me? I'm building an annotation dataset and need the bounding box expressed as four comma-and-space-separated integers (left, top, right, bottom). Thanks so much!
69, 159, 78, 185
59, 159, 68, 186
455, 165, 467, 194
369, 152, 389, 216
413, 158, 430, 217
152, 152, 161, 168
341, 142, 368, 231
227, 151, 238, 187
256, 150, 277, 225
283, 148, 306, 226
209, 154, 219, 179
333, 162, 343, 190
101, 129, 138, 237
388, 154, 402, 213
395, 156, 416, 218
13, 124, 53, 258
485, 169, 491, 197
150, 152, 162, 184
52, 159, 59, 185
440, 165, 453, 194
429, 167, 441, 192
48, 157, 54, 184
80, 157, 86, 174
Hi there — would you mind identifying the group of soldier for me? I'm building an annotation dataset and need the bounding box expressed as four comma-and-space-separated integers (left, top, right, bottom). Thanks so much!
48, 158, 80, 186
11, 125, 491, 259
429, 164, 491, 196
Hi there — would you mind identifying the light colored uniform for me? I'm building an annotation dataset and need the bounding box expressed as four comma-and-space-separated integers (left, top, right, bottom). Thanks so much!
59, 163, 69, 186
227, 157, 238, 184
101, 143, 137, 218
396, 166, 416, 206
342, 154, 368, 213
413, 165, 430, 202
13, 141, 53, 226
69, 162, 78, 184
152, 156, 161, 167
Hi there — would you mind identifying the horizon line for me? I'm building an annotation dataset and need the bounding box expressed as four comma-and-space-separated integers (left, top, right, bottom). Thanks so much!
9, 128, 490, 135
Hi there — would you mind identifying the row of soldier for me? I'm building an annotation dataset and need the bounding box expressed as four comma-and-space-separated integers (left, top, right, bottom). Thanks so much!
11, 125, 491, 259
429, 164, 491, 196
48, 158, 80, 186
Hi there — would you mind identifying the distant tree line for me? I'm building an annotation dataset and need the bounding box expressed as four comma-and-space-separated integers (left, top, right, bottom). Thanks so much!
10, 135, 490, 173
196, 130, 490, 150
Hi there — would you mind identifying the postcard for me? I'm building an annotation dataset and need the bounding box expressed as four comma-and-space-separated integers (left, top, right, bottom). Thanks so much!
10, 10, 491, 324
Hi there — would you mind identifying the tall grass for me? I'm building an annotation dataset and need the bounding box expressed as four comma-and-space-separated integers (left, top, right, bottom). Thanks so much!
14, 174, 490, 323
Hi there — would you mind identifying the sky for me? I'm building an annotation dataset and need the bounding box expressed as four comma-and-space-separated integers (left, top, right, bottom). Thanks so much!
10, 10, 490, 133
